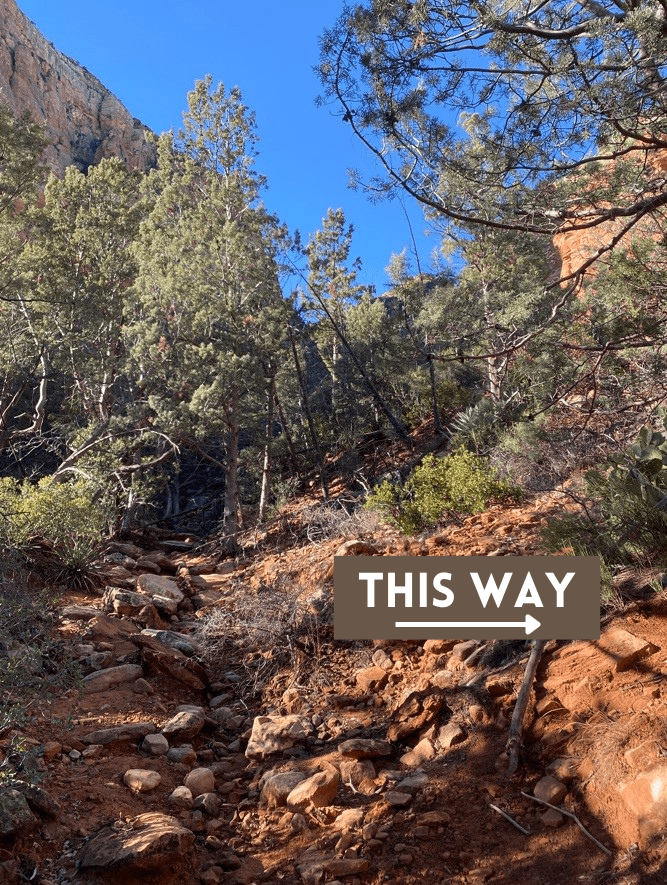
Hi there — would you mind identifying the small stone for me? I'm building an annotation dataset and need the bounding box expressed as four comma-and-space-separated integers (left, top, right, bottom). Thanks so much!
320, 858, 370, 878
136, 574, 185, 605
286, 766, 340, 810
0, 790, 37, 835
438, 722, 466, 749
535, 697, 562, 716
533, 776, 567, 805
468, 704, 485, 723
485, 675, 514, 697
123, 769, 162, 793
371, 649, 393, 670
429, 670, 455, 689
82, 744, 104, 759
167, 746, 198, 765
334, 540, 378, 557
423, 639, 458, 655
168, 786, 194, 808
340, 759, 376, 794
333, 808, 365, 833
83, 722, 156, 746
384, 791, 412, 806
450, 640, 481, 663
624, 742, 661, 771
78, 812, 195, 873
400, 738, 435, 767
184, 767, 215, 797
141, 733, 169, 756
281, 687, 302, 713
337, 738, 393, 759
133, 678, 154, 694
545, 757, 579, 782
620, 762, 667, 844
387, 687, 448, 742
81, 663, 143, 694
142, 629, 201, 657
245, 714, 313, 760
261, 771, 308, 808
161, 710, 206, 742
596, 629, 658, 672
541, 808, 564, 827
41, 741, 62, 762
355, 666, 388, 692
194, 792, 222, 815
102, 588, 149, 617
418, 810, 451, 826
396, 772, 429, 793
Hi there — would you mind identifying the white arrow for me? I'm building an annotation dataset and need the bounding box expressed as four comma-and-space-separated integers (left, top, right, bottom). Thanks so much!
395, 614, 541, 636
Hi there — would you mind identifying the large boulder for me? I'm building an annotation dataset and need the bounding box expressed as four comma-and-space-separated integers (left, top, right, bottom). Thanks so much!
77, 812, 195, 877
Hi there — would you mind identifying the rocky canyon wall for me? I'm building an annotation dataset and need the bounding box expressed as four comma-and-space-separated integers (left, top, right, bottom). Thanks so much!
0, 0, 155, 174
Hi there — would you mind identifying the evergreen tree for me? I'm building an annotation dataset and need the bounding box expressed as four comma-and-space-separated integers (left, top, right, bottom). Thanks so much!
22, 159, 144, 429
305, 208, 365, 432
303, 208, 410, 443
318, 0, 667, 278
0, 104, 48, 454
130, 77, 289, 548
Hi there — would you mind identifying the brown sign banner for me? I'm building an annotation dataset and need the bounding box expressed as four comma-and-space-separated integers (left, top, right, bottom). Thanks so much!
334, 556, 600, 640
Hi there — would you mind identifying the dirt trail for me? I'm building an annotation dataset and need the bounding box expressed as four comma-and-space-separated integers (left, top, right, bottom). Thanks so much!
2, 490, 667, 884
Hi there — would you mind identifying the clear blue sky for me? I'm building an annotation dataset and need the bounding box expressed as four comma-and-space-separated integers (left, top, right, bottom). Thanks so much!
18, 0, 438, 294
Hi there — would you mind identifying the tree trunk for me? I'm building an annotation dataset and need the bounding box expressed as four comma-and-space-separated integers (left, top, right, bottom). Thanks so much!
258, 370, 276, 522
487, 354, 506, 402
274, 390, 299, 474
288, 327, 329, 501
428, 355, 444, 434
222, 389, 241, 553
307, 287, 411, 444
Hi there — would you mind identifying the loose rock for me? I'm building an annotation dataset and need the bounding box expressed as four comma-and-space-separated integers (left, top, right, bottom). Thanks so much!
262, 771, 308, 808
245, 715, 313, 760
161, 710, 206, 743
286, 766, 340, 810
184, 767, 215, 797
81, 663, 143, 694
123, 769, 162, 793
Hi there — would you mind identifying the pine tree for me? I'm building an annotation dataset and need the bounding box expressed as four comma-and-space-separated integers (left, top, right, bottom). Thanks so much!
130, 77, 289, 549
318, 0, 667, 276
0, 104, 48, 454
22, 159, 144, 428
303, 208, 410, 443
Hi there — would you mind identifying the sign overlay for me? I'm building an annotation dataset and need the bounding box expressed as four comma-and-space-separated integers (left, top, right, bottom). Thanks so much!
334, 556, 600, 640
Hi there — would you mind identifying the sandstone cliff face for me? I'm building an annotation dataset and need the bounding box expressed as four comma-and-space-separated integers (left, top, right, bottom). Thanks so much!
0, 0, 155, 174
553, 149, 667, 282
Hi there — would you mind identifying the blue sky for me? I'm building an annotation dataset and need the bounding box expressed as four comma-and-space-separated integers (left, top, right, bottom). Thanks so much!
18, 0, 439, 294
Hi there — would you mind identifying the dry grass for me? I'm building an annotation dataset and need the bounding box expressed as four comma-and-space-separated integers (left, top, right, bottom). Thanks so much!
569, 714, 667, 787
194, 575, 331, 697
299, 501, 382, 543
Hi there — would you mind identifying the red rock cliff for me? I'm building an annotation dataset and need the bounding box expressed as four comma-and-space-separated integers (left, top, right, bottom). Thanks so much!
0, 0, 155, 174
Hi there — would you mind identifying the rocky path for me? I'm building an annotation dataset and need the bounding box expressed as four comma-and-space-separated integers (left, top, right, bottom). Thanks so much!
3, 498, 667, 884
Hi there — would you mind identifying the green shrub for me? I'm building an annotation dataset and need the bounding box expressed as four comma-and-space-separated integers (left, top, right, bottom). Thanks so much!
0, 476, 110, 571
542, 421, 667, 560
541, 419, 667, 605
365, 448, 521, 534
